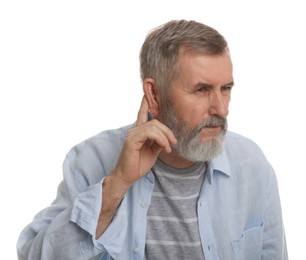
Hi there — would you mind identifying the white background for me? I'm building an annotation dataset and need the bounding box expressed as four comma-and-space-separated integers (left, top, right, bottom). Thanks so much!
1, 0, 304, 259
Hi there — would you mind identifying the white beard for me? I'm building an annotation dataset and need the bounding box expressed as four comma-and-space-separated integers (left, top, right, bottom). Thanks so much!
160, 104, 227, 162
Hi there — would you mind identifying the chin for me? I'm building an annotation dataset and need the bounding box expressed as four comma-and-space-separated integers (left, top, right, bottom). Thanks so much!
200, 134, 220, 144
175, 134, 225, 163
200, 127, 227, 142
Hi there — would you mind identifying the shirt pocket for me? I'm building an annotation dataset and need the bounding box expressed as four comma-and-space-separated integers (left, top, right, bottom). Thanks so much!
231, 222, 263, 260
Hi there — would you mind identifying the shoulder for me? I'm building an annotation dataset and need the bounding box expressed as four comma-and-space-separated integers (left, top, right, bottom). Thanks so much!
224, 131, 263, 156
223, 131, 272, 171
69, 123, 133, 156
223, 131, 276, 180
225, 131, 257, 146
91, 123, 134, 140
63, 124, 134, 182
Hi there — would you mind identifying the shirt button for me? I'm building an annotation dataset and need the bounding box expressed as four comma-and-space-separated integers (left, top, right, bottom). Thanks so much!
140, 202, 147, 208
133, 247, 140, 253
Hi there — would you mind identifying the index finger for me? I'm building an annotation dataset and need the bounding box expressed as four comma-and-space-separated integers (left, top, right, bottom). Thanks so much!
136, 95, 150, 126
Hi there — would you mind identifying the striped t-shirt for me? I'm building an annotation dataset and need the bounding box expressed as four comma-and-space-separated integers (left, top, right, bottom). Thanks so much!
145, 159, 206, 259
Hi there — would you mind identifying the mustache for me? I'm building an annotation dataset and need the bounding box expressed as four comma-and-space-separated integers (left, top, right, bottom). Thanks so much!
195, 116, 227, 131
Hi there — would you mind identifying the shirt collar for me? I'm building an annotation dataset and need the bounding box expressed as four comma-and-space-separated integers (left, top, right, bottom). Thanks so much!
206, 147, 231, 183
145, 146, 231, 183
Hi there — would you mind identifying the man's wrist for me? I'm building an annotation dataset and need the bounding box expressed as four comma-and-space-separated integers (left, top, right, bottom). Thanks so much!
107, 171, 132, 197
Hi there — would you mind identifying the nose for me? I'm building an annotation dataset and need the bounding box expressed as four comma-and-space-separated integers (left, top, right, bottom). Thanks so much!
208, 91, 229, 118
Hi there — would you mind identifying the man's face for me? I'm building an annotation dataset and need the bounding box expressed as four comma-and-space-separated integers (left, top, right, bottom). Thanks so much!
159, 49, 234, 162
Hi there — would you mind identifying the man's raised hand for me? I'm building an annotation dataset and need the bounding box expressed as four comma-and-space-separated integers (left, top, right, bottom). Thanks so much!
112, 96, 177, 188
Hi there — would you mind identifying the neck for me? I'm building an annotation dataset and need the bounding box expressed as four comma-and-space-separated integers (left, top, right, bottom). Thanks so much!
158, 150, 195, 169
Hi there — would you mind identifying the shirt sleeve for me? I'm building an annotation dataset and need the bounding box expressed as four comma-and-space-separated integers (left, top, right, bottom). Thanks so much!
17, 140, 128, 260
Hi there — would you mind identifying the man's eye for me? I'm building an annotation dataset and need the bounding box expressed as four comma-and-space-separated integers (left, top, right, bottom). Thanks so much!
221, 85, 233, 92
197, 87, 210, 92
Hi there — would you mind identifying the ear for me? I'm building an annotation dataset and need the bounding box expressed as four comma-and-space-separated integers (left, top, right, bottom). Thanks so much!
143, 78, 160, 118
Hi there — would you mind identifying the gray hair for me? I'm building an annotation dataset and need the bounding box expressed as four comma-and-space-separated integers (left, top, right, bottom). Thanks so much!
139, 20, 228, 97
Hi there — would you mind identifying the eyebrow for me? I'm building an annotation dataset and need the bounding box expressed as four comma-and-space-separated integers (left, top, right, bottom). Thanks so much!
195, 81, 235, 89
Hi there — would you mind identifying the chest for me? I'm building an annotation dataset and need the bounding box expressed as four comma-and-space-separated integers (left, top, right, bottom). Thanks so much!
144, 162, 206, 259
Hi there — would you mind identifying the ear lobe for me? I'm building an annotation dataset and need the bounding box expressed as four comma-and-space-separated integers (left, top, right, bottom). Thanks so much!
143, 78, 160, 117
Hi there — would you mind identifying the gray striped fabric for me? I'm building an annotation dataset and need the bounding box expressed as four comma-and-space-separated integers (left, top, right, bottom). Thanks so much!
145, 160, 207, 259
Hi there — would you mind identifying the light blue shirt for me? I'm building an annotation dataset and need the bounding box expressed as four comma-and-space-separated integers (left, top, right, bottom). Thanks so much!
17, 124, 287, 259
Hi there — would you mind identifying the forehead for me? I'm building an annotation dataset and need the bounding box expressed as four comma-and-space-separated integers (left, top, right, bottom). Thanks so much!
177, 48, 233, 85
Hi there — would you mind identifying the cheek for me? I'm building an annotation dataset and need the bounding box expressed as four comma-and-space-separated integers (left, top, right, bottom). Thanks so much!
176, 101, 209, 127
